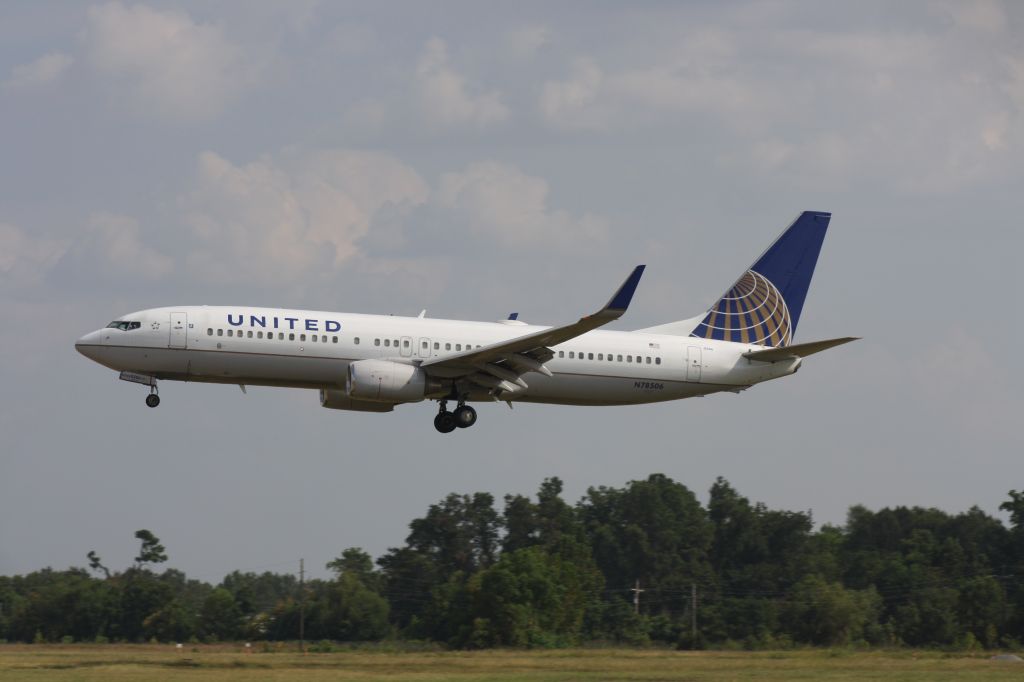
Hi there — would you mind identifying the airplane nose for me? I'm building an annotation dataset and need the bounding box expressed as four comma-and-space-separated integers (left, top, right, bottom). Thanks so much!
75, 329, 104, 358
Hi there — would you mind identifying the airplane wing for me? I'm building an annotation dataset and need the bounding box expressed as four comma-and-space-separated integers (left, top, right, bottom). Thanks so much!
742, 336, 859, 362
420, 266, 645, 394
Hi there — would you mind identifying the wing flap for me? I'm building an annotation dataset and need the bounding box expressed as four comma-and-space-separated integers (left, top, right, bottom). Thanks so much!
742, 336, 859, 362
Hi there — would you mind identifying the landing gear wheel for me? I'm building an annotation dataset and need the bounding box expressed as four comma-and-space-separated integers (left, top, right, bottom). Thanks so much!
145, 394, 161, 408
454, 405, 477, 429
434, 411, 457, 433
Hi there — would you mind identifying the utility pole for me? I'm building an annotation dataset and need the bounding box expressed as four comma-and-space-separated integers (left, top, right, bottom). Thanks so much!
299, 558, 305, 654
691, 583, 698, 646
631, 579, 644, 615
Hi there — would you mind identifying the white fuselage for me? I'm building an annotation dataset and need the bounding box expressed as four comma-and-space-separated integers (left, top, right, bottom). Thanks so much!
75, 306, 801, 407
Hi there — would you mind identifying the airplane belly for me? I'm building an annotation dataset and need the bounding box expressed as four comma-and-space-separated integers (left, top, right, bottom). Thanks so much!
184, 349, 348, 387
516, 371, 706, 406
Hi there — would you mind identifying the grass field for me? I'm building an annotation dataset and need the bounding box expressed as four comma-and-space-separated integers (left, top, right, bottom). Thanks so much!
2, 644, 1022, 681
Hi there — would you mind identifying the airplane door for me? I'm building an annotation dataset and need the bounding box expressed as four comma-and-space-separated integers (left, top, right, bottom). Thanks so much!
169, 312, 187, 349
686, 346, 702, 382
418, 337, 431, 358
400, 336, 413, 357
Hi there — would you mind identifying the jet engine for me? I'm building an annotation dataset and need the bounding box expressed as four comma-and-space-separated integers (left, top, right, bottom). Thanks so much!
320, 389, 395, 412
346, 359, 445, 403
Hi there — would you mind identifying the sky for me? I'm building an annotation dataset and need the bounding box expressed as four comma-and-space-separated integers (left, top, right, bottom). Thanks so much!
1, 1, 1022, 582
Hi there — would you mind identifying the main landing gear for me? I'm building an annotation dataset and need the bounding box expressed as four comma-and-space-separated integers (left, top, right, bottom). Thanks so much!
434, 400, 477, 433
145, 385, 160, 408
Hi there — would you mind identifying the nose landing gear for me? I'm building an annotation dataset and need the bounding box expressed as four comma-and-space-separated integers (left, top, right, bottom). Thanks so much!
434, 399, 477, 433
119, 371, 161, 408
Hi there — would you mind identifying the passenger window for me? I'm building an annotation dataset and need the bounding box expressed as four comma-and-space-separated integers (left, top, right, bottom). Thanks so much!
302, 334, 308, 342
354, 337, 360, 345
393, 340, 399, 347
627, 355, 632, 362
374, 338, 380, 346
384, 339, 390, 347
217, 329, 223, 337
588, 353, 594, 360
569, 351, 574, 359
655, 357, 661, 365
558, 351, 564, 358
322, 336, 327, 343
456, 344, 462, 351
246, 331, 252, 338
445, 343, 451, 350
646, 356, 651, 364
289, 333, 295, 341
422, 341, 427, 349
333, 336, 338, 343
257, 331, 263, 339
434, 342, 439, 350
279, 333, 284, 340
404, 340, 409, 348
598, 353, 603, 360
310, 335, 317, 342
617, 355, 622, 361
207, 328, 213, 336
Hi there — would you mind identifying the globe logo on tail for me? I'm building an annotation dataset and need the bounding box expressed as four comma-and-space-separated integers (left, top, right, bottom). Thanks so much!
689, 270, 792, 347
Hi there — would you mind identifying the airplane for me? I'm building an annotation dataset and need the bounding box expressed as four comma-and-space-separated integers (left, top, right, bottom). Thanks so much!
75, 211, 857, 433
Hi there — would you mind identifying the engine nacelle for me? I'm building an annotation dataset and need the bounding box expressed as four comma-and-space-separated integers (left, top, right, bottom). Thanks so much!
320, 389, 395, 412
346, 359, 443, 403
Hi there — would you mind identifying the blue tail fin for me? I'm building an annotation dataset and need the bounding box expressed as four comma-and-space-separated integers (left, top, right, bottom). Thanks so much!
689, 211, 831, 347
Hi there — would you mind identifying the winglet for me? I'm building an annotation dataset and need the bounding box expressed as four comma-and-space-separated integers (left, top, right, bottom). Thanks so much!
604, 265, 646, 313
507, 312, 519, 321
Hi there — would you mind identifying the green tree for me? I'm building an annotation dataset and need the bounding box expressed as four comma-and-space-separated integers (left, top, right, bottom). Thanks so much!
465, 545, 601, 647
119, 568, 174, 641
322, 572, 391, 640
581, 474, 713, 618
143, 599, 195, 642
133, 530, 167, 568
200, 588, 240, 641
327, 548, 380, 592
86, 551, 110, 579
782, 575, 880, 645
958, 576, 1007, 648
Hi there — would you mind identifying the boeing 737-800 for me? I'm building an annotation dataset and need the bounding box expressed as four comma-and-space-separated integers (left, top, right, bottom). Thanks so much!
75, 211, 856, 433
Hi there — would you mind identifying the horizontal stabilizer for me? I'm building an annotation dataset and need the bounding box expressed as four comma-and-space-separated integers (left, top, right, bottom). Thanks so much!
742, 337, 859, 362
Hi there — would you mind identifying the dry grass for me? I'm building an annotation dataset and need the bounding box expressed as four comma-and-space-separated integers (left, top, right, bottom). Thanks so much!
1, 644, 1022, 681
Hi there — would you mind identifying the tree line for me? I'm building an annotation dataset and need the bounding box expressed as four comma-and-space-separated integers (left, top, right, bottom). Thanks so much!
2, 475, 1021, 649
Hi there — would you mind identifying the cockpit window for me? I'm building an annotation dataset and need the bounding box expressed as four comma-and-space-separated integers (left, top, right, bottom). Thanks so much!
106, 321, 141, 331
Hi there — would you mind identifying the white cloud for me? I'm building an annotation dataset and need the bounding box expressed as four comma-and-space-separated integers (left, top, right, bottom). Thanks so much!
1004, 57, 1024, 112
415, 37, 509, 129
3, 53, 74, 89
83, 1, 254, 120
326, 23, 377, 55
940, 0, 1008, 33
436, 161, 607, 248
540, 53, 765, 132
505, 25, 551, 59
77, 213, 174, 279
0, 223, 68, 286
540, 58, 604, 129
183, 150, 428, 283
180, 151, 604, 286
